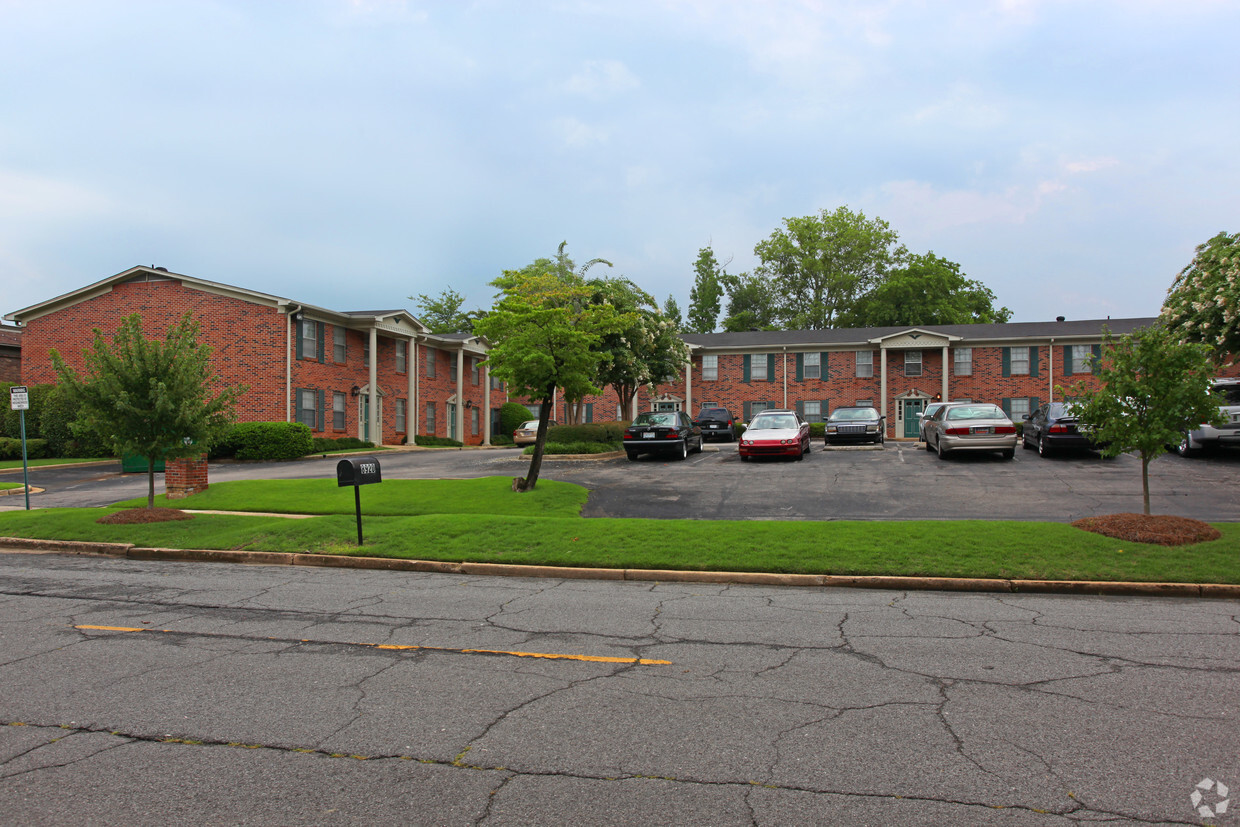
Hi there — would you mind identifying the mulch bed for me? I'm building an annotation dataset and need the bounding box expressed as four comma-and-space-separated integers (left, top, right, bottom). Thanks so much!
1072, 513, 1220, 546
97, 508, 194, 525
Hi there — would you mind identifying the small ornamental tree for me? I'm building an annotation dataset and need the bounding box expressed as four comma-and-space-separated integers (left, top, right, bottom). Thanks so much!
51, 313, 246, 509
1065, 325, 1223, 515
473, 243, 622, 491
1161, 231, 1240, 365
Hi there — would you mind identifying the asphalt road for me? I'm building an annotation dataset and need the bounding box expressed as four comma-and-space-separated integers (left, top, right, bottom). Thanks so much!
0, 552, 1236, 825
4, 440, 1238, 521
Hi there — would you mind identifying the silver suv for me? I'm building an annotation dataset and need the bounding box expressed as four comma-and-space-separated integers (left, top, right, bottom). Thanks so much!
1178, 378, 1240, 456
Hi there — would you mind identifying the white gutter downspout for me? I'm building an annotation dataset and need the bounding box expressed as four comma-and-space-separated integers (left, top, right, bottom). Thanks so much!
782, 347, 788, 409
284, 304, 301, 423
1049, 338, 1055, 403
368, 326, 379, 445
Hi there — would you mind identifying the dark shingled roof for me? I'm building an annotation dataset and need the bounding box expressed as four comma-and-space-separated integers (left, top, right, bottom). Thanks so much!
681, 317, 1159, 349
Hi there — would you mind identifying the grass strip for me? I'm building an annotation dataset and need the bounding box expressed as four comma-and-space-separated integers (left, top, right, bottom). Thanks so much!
2, 508, 1238, 584
0, 482, 23, 491
0, 458, 114, 471
113, 477, 588, 518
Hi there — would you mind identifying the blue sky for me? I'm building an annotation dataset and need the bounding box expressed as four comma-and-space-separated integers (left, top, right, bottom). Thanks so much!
2, 0, 1237, 325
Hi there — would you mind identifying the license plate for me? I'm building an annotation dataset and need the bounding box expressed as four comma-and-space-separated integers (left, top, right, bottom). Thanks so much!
709, 424, 719, 429
971, 426, 992, 435
642, 432, 656, 439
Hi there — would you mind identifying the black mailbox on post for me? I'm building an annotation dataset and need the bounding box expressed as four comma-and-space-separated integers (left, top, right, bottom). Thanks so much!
336, 456, 382, 487
336, 456, 381, 545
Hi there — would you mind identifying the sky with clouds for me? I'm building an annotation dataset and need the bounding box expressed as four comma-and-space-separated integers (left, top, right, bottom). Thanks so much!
2, 0, 1237, 325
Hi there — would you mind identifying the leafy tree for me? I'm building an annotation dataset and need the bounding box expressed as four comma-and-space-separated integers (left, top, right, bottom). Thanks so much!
720, 273, 779, 332
473, 243, 621, 491
1065, 325, 1223, 515
411, 287, 484, 334
591, 278, 689, 420
753, 206, 905, 329
836, 252, 1012, 328
687, 247, 725, 333
662, 295, 682, 329
50, 313, 245, 508
1161, 231, 1240, 365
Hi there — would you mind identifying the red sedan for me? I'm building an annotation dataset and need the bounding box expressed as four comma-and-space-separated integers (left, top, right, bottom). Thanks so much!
738, 409, 812, 461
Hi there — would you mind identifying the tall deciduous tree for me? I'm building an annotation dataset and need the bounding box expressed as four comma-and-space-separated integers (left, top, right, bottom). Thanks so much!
1065, 325, 1223, 515
1161, 231, 1240, 365
687, 247, 725, 333
50, 313, 245, 509
662, 295, 682, 330
411, 287, 484, 334
753, 206, 905, 329
591, 278, 689, 420
836, 252, 1012, 328
473, 243, 620, 491
720, 272, 779, 332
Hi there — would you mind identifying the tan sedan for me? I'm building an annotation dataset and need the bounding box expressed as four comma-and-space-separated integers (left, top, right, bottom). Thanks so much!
513, 419, 557, 446
923, 403, 1018, 460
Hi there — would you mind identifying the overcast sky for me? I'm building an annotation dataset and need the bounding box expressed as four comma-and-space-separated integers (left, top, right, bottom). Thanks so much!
2, 0, 1237, 326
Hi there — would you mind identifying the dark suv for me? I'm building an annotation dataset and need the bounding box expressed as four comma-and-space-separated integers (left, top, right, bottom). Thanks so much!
693, 407, 737, 442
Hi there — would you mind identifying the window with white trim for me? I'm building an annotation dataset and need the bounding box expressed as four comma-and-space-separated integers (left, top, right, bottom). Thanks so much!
1072, 345, 1093, 374
702, 354, 718, 381
749, 401, 773, 417
803, 352, 820, 380
471, 357, 480, 385
333, 327, 346, 363
396, 340, 407, 373
802, 401, 823, 422
362, 338, 370, 367
904, 350, 922, 377
395, 398, 406, 432
300, 320, 317, 360
856, 398, 873, 407
1008, 398, 1031, 421
1010, 346, 1030, 375
332, 392, 346, 430
425, 403, 436, 434
471, 405, 480, 435
954, 347, 972, 376
425, 347, 436, 378
297, 389, 317, 429
856, 351, 873, 378
750, 356, 768, 382
653, 401, 680, 412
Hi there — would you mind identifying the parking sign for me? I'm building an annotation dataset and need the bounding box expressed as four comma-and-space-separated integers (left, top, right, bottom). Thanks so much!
9, 386, 28, 411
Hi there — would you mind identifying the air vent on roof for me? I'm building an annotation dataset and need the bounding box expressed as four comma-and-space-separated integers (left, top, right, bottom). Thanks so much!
154, 266, 169, 272
1056, 316, 1065, 322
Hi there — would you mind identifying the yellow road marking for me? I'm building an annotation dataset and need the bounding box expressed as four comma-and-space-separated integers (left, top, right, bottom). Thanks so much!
74, 625, 670, 665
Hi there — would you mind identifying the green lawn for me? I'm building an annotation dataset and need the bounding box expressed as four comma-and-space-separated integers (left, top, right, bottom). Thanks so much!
0, 477, 1237, 584
0, 482, 23, 491
0, 457, 115, 471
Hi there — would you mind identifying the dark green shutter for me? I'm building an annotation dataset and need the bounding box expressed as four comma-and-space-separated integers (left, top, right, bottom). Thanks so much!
795, 353, 804, 382
1063, 345, 1073, 376
1001, 397, 1011, 417
585, 403, 593, 423
743, 401, 752, 420
318, 390, 326, 431
295, 321, 305, 359
1001, 347, 1011, 377
742, 355, 751, 383
822, 399, 830, 419
1030, 346, 1039, 377
822, 352, 830, 381
1031, 397, 1040, 413
796, 400, 804, 417
316, 322, 325, 363
1092, 344, 1102, 371
767, 354, 776, 382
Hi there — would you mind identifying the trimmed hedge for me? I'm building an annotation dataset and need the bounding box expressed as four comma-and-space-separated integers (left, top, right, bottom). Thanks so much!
311, 437, 374, 453
0, 437, 49, 460
546, 422, 628, 444
414, 435, 463, 447
809, 422, 826, 439
491, 434, 514, 446
213, 422, 314, 461
498, 402, 534, 439
523, 441, 621, 455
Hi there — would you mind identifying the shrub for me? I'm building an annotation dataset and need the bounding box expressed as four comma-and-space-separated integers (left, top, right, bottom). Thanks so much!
523, 441, 621, 455
546, 422, 627, 444
311, 437, 374, 453
808, 422, 826, 439
0, 437, 48, 460
214, 421, 314, 461
491, 434, 514, 446
414, 434, 463, 447
498, 402, 534, 439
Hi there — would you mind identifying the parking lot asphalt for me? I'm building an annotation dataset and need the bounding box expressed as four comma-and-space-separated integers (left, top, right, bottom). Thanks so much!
4, 440, 1238, 522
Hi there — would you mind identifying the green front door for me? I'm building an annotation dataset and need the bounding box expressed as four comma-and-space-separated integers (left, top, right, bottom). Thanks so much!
903, 399, 924, 438
361, 396, 370, 442
447, 403, 457, 441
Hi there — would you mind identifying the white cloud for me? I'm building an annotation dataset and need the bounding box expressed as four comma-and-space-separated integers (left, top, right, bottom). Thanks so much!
0, 169, 113, 221
1064, 158, 1119, 174
553, 116, 609, 148
877, 178, 1069, 231
910, 83, 1006, 130
563, 60, 640, 97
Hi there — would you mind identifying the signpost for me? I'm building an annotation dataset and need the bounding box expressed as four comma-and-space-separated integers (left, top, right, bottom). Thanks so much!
9, 386, 30, 510
336, 456, 382, 545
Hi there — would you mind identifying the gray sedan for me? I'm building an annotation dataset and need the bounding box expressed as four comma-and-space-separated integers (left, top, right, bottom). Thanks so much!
924, 403, 1018, 460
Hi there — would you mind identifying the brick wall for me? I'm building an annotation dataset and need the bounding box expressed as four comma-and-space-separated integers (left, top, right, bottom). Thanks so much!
166, 454, 208, 499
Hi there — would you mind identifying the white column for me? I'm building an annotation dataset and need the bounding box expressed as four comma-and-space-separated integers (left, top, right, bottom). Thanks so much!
455, 349, 465, 441
880, 347, 888, 437
684, 359, 693, 413
941, 345, 949, 401
483, 362, 492, 445
407, 337, 416, 444
368, 327, 379, 445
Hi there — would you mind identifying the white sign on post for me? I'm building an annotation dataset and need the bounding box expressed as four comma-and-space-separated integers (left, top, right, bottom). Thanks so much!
9, 386, 28, 411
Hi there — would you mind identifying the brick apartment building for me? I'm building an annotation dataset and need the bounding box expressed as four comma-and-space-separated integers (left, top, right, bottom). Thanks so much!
0, 324, 19, 383
543, 317, 1213, 440
5, 266, 505, 445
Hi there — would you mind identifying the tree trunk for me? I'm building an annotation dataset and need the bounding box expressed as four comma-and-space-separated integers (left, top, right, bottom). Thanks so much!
613, 383, 637, 422
1141, 452, 1151, 516
517, 392, 554, 492
147, 457, 156, 509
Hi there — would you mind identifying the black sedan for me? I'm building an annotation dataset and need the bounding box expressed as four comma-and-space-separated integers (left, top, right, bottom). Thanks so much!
824, 406, 885, 445
1021, 402, 1096, 456
623, 411, 703, 461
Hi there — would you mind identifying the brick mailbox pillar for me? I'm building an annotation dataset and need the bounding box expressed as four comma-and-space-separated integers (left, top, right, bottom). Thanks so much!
166, 454, 209, 499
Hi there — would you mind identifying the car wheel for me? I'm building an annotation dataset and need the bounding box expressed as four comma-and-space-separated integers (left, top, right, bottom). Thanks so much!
804, 438, 811, 454
1022, 431, 1032, 449
625, 450, 638, 461
925, 435, 934, 451
693, 436, 703, 454
1037, 435, 1050, 457
936, 436, 948, 459
1177, 435, 1198, 457
677, 439, 688, 460
795, 443, 804, 461
1002, 448, 1015, 460
739, 453, 749, 462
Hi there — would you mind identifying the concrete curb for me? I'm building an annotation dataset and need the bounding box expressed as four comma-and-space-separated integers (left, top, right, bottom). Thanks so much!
2, 536, 1238, 598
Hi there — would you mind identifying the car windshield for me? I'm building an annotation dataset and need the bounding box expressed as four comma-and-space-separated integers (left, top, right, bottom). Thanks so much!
1214, 384, 1240, 405
698, 408, 730, 418
945, 405, 1006, 421
751, 414, 798, 430
1047, 403, 1078, 418
831, 408, 875, 421
633, 413, 676, 427
518, 421, 538, 430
